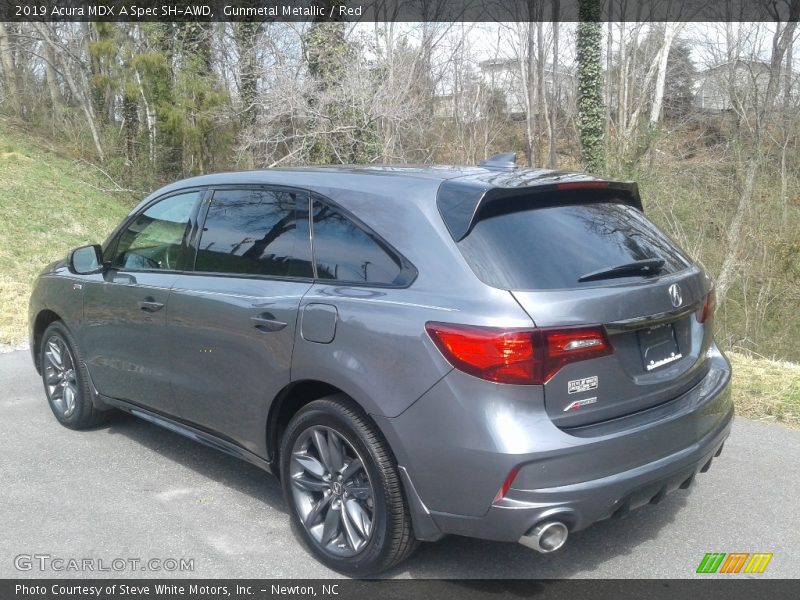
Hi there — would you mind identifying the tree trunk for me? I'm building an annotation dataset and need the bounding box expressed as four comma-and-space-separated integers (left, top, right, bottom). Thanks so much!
616, 22, 626, 129
519, 22, 536, 167
758, 15, 798, 135
522, 21, 537, 167
34, 23, 105, 161
649, 23, 681, 126
43, 39, 62, 115
235, 22, 260, 129
135, 68, 157, 166
576, 0, 604, 173
604, 15, 612, 142
549, 8, 560, 169
784, 33, 794, 110
0, 22, 18, 113
536, 19, 546, 167
715, 158, 758, 304
620, 26, 672, 158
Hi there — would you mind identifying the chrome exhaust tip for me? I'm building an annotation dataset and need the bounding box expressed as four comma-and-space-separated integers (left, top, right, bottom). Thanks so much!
519, 521, 569, 553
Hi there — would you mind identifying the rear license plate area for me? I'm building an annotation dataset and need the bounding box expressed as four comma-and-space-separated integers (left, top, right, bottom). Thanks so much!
638, 324, 682, 371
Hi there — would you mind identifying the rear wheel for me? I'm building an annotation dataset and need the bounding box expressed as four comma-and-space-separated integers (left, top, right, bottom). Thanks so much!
280, 395, 417, 576
40, 321, 111, 429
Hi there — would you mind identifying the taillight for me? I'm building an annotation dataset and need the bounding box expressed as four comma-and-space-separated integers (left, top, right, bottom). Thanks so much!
542, 327, 613, 380
425, 322, 613, 385
425, 323, 537, 384
696, 288, 716, 324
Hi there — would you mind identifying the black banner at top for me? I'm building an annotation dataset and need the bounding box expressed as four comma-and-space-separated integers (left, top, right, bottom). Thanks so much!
0, 0, 799, 22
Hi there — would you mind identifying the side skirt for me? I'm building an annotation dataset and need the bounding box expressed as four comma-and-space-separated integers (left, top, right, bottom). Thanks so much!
99, 394, 274, 475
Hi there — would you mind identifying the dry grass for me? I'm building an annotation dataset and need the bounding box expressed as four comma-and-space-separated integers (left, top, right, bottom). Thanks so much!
730, 351, 800, 429
0, 121, 131, 345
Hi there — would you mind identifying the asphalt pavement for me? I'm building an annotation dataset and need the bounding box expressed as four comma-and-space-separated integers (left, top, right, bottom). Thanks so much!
1, 349, 798, 579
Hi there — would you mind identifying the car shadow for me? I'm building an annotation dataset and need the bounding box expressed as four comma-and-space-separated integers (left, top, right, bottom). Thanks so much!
101, 412, 692, 579
102, 412, 287, 515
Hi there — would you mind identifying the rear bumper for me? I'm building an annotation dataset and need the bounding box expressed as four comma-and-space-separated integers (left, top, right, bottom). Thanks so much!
377, 344, 733, 543
430, 402, 731, 541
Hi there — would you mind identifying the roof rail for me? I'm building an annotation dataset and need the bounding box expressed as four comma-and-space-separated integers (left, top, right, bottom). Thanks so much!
479, 152, 517, 170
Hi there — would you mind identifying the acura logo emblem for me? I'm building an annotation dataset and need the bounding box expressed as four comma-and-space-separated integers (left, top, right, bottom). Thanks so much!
668, 284, 683, 308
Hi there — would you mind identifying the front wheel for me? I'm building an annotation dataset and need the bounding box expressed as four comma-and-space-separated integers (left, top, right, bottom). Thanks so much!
40, 321, 111, 429
279, 395, 417, 576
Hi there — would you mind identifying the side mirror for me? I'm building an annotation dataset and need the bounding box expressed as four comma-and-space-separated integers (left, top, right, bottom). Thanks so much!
68, 244, 104, 275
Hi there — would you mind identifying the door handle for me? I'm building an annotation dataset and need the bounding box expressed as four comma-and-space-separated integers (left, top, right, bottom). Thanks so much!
251, 315, 287, 332
138, 299, 165, 312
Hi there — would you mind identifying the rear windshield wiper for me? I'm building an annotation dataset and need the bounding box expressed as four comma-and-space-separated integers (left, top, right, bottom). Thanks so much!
577, 258, 665, 283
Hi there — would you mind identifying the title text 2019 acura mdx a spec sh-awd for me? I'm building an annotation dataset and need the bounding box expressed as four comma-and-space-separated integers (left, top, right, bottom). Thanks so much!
29, 155, 732, 576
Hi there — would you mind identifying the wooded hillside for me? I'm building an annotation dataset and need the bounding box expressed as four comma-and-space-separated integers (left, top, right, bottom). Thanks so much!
0, 15, 798, 362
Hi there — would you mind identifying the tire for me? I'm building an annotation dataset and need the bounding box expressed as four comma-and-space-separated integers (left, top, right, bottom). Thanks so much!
39, 321, 112, 430
279, 395, 418, 576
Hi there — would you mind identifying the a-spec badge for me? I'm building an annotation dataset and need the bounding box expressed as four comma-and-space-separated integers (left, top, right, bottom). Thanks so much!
567, 375, 598, 394
564, 397, 598, 412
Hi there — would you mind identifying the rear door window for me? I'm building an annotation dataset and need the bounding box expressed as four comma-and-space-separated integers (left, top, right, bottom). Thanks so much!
195, 188, 313, 278
458, 202, 691, 290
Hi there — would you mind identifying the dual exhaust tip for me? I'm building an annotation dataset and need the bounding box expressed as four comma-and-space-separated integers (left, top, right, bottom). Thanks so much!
519, 521, 569, 553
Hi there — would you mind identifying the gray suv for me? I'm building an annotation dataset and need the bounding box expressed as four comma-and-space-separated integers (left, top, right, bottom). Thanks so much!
29, 157, 732, 576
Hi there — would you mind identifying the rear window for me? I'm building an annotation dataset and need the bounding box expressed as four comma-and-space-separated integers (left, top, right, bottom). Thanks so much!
458, 202, 691, 290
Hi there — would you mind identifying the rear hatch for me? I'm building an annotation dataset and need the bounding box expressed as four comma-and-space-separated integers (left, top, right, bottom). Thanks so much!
454, 195, 715, 428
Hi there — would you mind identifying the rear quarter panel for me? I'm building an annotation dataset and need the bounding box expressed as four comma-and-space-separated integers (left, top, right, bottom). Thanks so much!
291, 181, 537, 419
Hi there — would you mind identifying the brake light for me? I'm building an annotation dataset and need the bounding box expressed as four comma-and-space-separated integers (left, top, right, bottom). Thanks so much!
696, 288, 716, 324
425, 322, 613, 385
555, 181, 610, 191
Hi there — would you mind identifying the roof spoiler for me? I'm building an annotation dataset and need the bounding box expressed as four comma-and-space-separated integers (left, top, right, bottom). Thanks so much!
438, 179, 643, 242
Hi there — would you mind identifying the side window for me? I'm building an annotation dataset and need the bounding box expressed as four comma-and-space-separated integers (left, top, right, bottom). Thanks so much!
311, 200, 403, 285
195, 188, 313, 278
112, 191, 200, 271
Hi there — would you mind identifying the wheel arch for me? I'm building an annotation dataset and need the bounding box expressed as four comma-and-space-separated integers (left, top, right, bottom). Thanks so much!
266, 380, 395, 474
266, 379, 346, 471
268, 379, 443, 549
32, 309, 63, 373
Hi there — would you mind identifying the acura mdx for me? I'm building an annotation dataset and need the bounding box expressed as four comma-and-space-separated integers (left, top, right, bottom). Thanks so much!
29, 156, 733, 575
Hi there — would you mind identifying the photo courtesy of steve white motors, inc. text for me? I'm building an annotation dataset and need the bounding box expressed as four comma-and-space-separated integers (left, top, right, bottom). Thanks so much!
14, 583, 340, 597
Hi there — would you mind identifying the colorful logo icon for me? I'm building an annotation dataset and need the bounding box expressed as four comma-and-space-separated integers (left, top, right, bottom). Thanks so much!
696, 552, 773, 574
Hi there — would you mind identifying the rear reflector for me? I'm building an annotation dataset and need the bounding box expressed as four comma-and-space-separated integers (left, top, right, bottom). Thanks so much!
425, 322, 613, 385
696, 287, 716, 324
493, 465, 520, 504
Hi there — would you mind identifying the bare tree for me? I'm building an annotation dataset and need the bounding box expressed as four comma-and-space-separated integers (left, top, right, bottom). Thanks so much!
549, 1, 560, 168
716, 9, 799, 304
33, 23, 105, 161
649, 22, 683, 127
